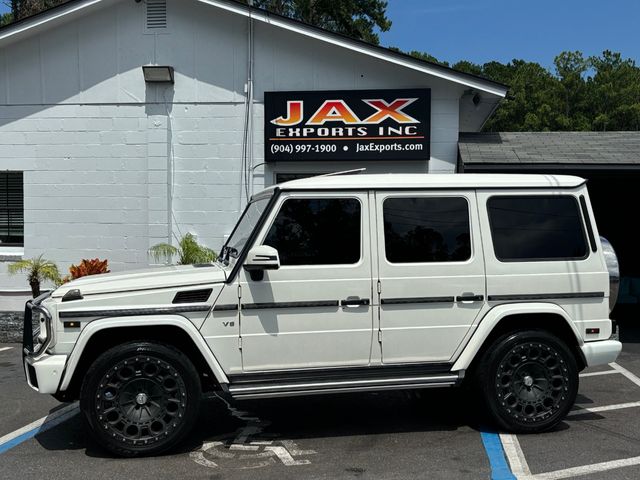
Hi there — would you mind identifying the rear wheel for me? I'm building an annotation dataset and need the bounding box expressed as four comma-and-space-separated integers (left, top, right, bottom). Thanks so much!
80, 342, 201, 456
477, 330, 578, 433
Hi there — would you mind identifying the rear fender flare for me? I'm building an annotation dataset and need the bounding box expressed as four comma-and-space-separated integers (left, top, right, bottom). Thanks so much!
451, 302, 583, 371
59, 315, 229, 391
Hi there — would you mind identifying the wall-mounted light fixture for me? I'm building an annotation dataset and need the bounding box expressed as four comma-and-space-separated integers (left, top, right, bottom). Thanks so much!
142, 65, 174, 84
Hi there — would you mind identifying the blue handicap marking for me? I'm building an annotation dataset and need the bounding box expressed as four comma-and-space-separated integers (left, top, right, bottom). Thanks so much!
480, 431, 516, 480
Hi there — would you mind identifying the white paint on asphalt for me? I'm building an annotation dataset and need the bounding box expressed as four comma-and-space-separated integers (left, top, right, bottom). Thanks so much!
567, 400, 640, 417
579, 369, 618, 378
190, 396, 315, 470
500, 433, 531, 478
609, 362, 640, 388
530, 455, 640, 479
0, 347, 13, 352
0, 403, 79, 454
265, 446, 311, 466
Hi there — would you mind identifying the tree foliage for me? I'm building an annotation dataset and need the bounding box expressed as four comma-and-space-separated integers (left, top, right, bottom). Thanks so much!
149, 233, 217, 265
8, 255, 61, 298
417, 49, 640, 132
5, 0, 67, 22
244, 0, 391, 44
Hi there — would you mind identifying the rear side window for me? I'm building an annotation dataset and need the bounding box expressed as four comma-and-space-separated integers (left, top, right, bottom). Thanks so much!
264, 198, 361, 265
487, 196, 588, 261
383, 197, 471, 263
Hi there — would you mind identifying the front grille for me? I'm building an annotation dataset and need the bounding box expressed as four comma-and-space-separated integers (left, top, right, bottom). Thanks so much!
22, 300, 52, 358
22, 302, 37, 354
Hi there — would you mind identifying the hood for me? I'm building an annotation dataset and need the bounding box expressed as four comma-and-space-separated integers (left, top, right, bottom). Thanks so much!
51, 263, 227, 298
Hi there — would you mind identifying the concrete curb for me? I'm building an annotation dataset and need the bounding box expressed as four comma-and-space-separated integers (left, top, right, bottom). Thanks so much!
0, 312, 24, 343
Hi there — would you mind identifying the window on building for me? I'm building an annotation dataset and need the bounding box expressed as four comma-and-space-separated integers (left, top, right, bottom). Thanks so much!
487, 196, 588, 261
383, 197, 471, 263
0, 172, 24, 247
264, 198, 361, 265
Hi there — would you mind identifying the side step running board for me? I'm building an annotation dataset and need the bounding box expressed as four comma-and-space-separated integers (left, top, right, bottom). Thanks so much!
228, 373, 462, 400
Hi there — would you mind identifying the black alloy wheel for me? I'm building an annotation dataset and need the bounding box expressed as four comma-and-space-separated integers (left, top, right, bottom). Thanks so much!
80, 342, 201, 457
478, 330, 578, 433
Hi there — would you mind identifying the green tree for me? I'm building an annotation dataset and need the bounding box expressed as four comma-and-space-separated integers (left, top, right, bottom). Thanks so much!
588, 50, 640, 131
149, 233, 217, 265
8, 255, 61, 298
554, 51, 590, 130
4, 0, 67, 23
245, 0, 391, 44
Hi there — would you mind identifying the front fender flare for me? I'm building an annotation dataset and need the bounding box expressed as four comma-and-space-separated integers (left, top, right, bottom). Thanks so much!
59, 315, 229, 391
451, 302, 583, 371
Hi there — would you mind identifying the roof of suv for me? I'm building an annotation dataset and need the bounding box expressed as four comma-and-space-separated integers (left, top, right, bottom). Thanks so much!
273, 173, 586, 191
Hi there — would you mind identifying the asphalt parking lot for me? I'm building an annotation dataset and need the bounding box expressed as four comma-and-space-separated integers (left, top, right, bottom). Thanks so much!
3, 323, 640, 480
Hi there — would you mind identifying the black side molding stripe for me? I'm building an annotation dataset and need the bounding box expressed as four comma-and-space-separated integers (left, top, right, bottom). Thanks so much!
59, 305, 211, 318
488, 292, 605, 302
381, 296, 454, 305
213, 304, 239, 311
242, 300, 339, 310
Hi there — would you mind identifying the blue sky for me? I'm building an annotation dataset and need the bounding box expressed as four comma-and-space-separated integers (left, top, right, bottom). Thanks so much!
380, 0, 640, 70
2, 1, 639, 71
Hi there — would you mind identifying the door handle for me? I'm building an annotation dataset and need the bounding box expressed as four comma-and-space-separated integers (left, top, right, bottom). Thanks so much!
341, 298, 370, 307
456, 295, 484, 302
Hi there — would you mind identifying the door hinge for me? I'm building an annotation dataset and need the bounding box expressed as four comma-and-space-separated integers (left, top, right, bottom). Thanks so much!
378, 330, 382, 343
238, 336, 243, 350
377, 280, 382, 294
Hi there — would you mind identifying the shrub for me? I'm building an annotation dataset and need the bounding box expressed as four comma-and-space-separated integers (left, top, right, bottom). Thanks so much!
62, 258, 110, 283
149, 233, 217, 265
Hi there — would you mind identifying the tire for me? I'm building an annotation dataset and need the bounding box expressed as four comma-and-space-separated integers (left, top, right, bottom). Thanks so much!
79, 341, 202, 457
476, 330, 578, 433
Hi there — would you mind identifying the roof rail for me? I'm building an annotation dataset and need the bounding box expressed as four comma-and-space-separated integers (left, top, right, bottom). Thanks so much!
318, 168, 367, 177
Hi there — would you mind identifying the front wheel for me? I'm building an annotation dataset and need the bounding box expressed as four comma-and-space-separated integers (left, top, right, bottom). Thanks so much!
477, 330, 578, 433
80, 342, 201, 456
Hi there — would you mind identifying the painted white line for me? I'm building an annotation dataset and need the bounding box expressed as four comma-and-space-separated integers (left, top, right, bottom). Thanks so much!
0, 403, 79, 453
0, 347, 13, 352
500, 433, 532, 478
265, 446, 311, 466
610, 362, 640, 388
567, 400, 640, 417
579, 370, 619, 378
531, 455, 640, 479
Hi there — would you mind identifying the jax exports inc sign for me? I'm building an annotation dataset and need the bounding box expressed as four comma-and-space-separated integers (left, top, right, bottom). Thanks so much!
264, 89, 430, 162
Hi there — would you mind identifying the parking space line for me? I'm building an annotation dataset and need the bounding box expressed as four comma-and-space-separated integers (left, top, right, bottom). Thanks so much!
499, 433, 531, 478
609, 362, 640, 388
531, 455, 640, 479
0, 347, 13, 352
0, 403, 79, 454
567, 400, 640, 417
579, 370, 618, 378
480, 432, 517, 480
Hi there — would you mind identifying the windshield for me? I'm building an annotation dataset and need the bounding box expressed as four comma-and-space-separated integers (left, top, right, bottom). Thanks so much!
219, 195, 271, 266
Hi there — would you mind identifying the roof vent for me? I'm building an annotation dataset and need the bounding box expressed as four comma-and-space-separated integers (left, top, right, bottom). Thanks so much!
146, 0, 167, 31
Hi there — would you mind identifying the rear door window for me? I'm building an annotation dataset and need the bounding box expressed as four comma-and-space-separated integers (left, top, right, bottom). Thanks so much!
487, 195, 588, 261
383, 197, 471, 263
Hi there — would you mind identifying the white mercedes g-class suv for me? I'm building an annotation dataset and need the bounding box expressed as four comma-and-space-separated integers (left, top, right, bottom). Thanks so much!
23, 173, 621, 456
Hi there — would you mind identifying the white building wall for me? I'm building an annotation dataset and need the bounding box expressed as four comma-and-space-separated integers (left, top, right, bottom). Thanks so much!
0, 0, 465, 308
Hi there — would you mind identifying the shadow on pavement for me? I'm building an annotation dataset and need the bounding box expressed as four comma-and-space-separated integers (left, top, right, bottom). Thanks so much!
34, 388, 486, 458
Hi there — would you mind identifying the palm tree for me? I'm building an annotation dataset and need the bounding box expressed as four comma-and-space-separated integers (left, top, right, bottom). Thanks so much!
8, 255, 61, 298
148, 233, 217, 265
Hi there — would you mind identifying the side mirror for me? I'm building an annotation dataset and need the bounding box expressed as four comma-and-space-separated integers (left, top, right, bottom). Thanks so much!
244, 245, 280, 273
